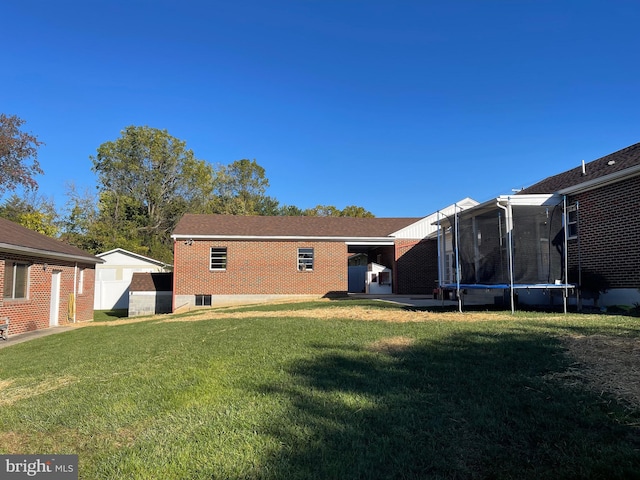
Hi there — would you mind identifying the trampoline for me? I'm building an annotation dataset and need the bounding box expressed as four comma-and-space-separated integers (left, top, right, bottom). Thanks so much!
436, 194, 576, 313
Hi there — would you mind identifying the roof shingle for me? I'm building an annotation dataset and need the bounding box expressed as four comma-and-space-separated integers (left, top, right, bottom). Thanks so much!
130, 272, 173, 292
519, 142, 640, 194
173, 214, 424, 238
0, 217, 101, 263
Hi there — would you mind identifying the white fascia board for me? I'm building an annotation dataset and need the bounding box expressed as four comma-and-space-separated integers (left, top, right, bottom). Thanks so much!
434, 194, 562, 229
172, 234, 395, 244
344, 240, 396, 246
558, 165, 640, 195
97, 248, 168, 267
496, 193, 563, 206
0, 243, 104, 264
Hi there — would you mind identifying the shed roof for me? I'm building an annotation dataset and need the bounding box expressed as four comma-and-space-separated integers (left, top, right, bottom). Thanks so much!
172, 214, 424, 239
129, 272, 173, 292
519, 142, 640, 194
97, 248, 169, 268
0, 217, 102, 264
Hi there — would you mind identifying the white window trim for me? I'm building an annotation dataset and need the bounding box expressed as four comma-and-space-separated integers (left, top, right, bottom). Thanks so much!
566, 205, 578, 240
297, 247, 314, 272
78, 268, 84, 295
210, 247, 228, 271
4, 261, 30, 300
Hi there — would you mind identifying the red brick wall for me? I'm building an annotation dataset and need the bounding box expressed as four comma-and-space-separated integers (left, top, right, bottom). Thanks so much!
567, 175, 640, 289
174, 239, 349, 296
0, 255, 96, 336
395, 239, 439, 294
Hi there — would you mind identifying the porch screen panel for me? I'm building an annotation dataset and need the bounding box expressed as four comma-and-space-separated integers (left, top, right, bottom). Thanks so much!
456, 211, 509, 285
511, 204, 564, 284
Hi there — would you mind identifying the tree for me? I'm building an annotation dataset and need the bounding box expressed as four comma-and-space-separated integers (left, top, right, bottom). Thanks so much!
277, 204, 306, 216
91, 126, 215, 261
304, 204, 342, 217
214, 159, 273, 215
59, 183, 102, 251
339, 205, 375, 218
0, 114, 44, 192
302, 204, 375, 217
0, 193, 58, 236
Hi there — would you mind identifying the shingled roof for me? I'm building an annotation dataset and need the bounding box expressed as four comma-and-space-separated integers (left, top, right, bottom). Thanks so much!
130, 272, 173, 292
0, 217, 102, 264
172, 214, 424, 238
519, 142, 640, 194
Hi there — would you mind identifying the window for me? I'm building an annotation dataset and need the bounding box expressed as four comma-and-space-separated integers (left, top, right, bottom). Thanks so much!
298, 248, 314, 271
210, 247, 227, 270
567, 208, 578, 239
4, 261, 29, 299
195, 294, 212, 306
78, 268, 84, 294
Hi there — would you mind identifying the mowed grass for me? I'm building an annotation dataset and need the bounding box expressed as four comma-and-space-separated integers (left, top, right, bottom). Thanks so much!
1, 300, 640, 479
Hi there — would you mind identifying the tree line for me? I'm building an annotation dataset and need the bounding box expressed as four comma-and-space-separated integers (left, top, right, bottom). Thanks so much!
0, 115, 373, 263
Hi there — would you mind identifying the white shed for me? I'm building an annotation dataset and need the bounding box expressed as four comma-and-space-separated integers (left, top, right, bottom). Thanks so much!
94, 249, 170, 310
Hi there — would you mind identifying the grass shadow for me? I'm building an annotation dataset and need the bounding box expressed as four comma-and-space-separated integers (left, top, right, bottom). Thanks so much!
93, 309, 128, 322
254, 329, 640, 479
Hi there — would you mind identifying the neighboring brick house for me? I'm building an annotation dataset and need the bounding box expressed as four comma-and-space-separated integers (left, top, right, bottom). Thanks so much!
0, 217, 103, 336
170, 205, 476, 309
518, 142, 640, 308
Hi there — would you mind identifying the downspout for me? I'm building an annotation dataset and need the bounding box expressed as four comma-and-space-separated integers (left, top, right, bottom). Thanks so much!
576, 201, 582, 311
454, 204, 462, 313
563, 196, 568, 314
496, 199, 515, 314
73, 263, 78, 323
436, 211, 442, 302
172, 240, 177, 313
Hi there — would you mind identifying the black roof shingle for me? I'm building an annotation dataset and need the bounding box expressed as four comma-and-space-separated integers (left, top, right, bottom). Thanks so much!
519, 142, 640, 194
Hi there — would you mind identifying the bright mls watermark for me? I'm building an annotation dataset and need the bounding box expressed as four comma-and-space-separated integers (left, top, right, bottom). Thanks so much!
0, 455, 78, 479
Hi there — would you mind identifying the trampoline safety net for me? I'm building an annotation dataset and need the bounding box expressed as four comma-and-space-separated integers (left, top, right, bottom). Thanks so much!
450, 203, 565, 286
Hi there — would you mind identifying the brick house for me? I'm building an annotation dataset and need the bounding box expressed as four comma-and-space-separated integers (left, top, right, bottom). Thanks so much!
0, 217, 103, 336
170, 203, 476, 310
518, 142, 640, 308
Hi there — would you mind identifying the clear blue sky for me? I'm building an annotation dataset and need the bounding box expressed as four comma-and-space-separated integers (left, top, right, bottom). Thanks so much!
3, 0, 640, 218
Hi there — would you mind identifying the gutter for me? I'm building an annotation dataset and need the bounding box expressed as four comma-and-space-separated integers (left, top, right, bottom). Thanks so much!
0, 243, 104, 265
558, 164, 640, 195
172, 234, 397, 244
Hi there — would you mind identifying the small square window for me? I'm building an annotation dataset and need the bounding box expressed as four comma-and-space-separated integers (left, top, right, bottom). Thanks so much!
195, 294, 212, 306
210, 247, 227, 270
298, 248, 314, 271
566, 207, 578, 238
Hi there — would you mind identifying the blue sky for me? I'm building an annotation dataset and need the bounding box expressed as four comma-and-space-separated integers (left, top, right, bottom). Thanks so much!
3, 0, 640, 218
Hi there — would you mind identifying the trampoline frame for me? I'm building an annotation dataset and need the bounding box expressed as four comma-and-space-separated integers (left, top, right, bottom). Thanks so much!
436, 194, 576, 313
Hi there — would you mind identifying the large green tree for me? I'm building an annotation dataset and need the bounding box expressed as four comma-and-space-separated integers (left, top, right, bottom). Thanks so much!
91, 126, 215, 261
0, 114, 44, 192
214, 159, 278, 215
59, 183, 103, 251
0, 193, 58, 236
302, 204, 374, 217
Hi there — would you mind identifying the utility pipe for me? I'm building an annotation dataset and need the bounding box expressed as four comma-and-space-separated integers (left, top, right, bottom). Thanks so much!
454, 204, 462, 313
496, 199, 515, 314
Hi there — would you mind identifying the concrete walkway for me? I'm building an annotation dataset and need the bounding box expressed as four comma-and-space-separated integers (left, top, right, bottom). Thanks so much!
0, 325, 78, 349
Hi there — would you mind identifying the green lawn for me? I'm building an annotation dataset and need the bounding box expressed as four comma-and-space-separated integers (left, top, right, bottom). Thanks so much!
1, 300, 640, 479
